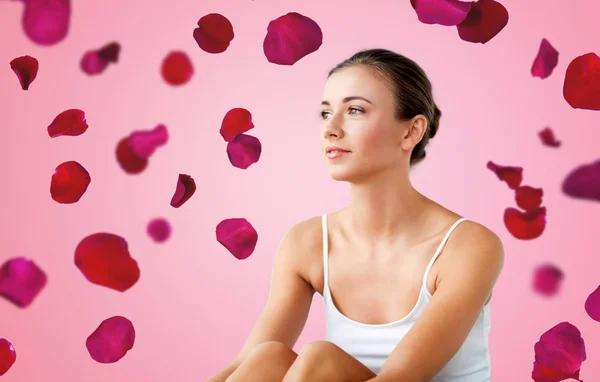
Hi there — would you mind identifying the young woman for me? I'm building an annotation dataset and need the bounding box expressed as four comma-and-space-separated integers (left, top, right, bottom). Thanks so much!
208, 48, 504, 382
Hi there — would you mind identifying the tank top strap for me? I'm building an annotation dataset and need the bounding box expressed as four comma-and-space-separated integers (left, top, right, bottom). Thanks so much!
321, 214, 329, 293
422, 217, 468, 289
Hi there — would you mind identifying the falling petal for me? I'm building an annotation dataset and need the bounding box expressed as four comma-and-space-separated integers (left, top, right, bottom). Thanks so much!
539, 127, 561, 148
504, 206, 546, 240
86, 316, 135, 363
226, 134, 262, 169
486, 160, 523, 189
532, 322, 586, 382
584, 286, 600, 322
161, 51, 194, 86
47, 109, 88, 137
533, 264, 563, 297
216, 218, 258, 260
147, 218, 171, 243
0, 257, 47, 308
562, 160, 600, 202
515, 185, 543, 211
74, 233, 140, 292
128, 124, 169, 159
411, 0, 472, 26
263, 12, 323, 65
80, 42, 120, 75
20, 0, 71, 46
532, 39, 559, 79
193, 13, 234, 54
0, 339, 16, 376
97, 42, 120, 63
220, 108, 254, 142
115, 137, 148, 174
456, 0, 509, 44
10, 55, 39, 90
563, 52, 600, 110
170, 174, 196, 208
50, 161, 91, 204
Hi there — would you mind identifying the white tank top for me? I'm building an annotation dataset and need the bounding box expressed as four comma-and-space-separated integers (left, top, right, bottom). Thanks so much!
321, 214, 492, 381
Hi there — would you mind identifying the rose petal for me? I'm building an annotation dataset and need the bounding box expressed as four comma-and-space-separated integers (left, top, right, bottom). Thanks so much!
539, 127, 561, 148
147, 218, 171, 243
86, 316, 135, 363
128, 124, 169, 159
584, 285, 600, 322
486, 160, 523, 189
263, 12, 323, 65
562, 160, 600, 202
504, 206, 546, 240
97, 42, 120, 63
226, 134, 262, 169
532, 363, 581, 382
532, 322, 586, 382
161, 51, 194, 86
21, 0, 71, 46
50, 161, 91, 204
74, 233, 140, 292
0, 339, 16, 376
515, 185, 543, 211
216, 218, 258, 260
563, 52, 600, 110
47, 109, 88, 137
220, 108, 254, 142
533, 264, 563, 297
170, 174, 196, 208
193, 13, 234, 54
532, 39, 559, 79
411, 0, 472, 26
456, 0, 509, 44
115, 137, 148, 174
0, 257, 47, 308
10, 55, 39, 90
80, 42, 120, 75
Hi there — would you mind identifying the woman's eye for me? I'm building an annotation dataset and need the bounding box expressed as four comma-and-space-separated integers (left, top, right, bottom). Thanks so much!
349, 107, 363, 115
320, 111, 331, 119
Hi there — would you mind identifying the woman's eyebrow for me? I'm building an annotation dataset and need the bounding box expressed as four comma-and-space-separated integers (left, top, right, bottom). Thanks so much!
321, 96, 373, 106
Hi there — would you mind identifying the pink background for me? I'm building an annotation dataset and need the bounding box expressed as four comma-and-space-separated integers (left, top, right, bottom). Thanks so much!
1, 0, 599, 380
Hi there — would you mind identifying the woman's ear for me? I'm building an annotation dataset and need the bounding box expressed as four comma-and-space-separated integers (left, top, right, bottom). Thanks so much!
401, 115, 427, 151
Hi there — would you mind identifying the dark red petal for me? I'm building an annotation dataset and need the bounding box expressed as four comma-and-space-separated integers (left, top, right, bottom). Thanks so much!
21, 0, 71, 46
532, 264, 563, 297
97, 42, 120, 63
503, 206, 546, 240
456, 0, 509, 44
0, 257, 47, 308
220, 108, 254, 142
515, 185, 543, 211
0, 339, 16, 376
411, 0, 472, 26
532, 362, 582, 382
50, 161, 91, 204
562, 160, 600, 202
128, 124, 169, 159
147, 218, 171, 243
170, 174, 196, 208
563, 52, 600, 110
216, 218, 258, 260
47, 108, 88, 137
263, 12, 323, 65
161, 51, 194, 86
539, 127, 561, 148
10, 55, 39, 90
486, 160, 523, 189
86, 316, 135, 363
226, 134, 262, 169
532, 322, 586, 382
115, 137, 148, 174
80, 51, 109, 75
584, 285, 600, 322
193, 13, 234, 54
532, 39, 559, 79
74, 233, 140, 292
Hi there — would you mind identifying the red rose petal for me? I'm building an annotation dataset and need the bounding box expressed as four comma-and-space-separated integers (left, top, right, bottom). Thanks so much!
216, 218, 258, 260
20, 0, 71, 46
170, 174, 196, 208
456, 0, 509, 44
0, 339, 16, 376
80, 42, 120, 75
128, 124, 169, 159
193, 13, 234, 54
147, 218, 171, 243
0, 257, 47, 308
115, 137, 148, 174
532, 322, 586, 382
539, 127, 561, 148
226, 133, 262, 169
562, 160, 600, 202
584, 285, 600, 322
74, 233, 140, 292
97, 42, 120, 63
263, 12, 323, 65
486, 160, 523, 189
533, 264, 563, 297
515, 185, 543, 211
47, 108, 88, 137
532, 39, 559, 79
563, 52, 600, 110
161, 51, 194, 86
411, 0, 472, 26
10, 55, 39, 90
220, 108, 254, 142
504, 206, 546, 240
86, 316, 135, 363
50, 161, 91, 204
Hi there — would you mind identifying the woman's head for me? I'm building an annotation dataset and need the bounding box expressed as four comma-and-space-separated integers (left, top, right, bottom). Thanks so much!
320, 48, 440, 182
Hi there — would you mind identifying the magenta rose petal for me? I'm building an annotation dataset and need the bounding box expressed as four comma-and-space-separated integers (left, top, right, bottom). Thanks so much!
50, 161, 91, 204
115, 137, 148, 175
0, 339, 16, 376
532, 39, 559, 79
0, 257, 47, 308
86, 316, 135, 363
74, 233, 140, 292
563, 52, 600, 110
147, 218, 171, 243
128, 124, 169, 159
532, 322, 586, 382
411, 0, 472, 26
486, 160, 523, 189
503, 206, 546, 240
539, 127, 561, 148
584, 285, 600, 322
20, 0, 71, 46
515, 185, 543, 211
80, 51, 108, 75
263, 12, 323, 65
220, 108, 254, 142
193, 13, 234, 54
456, 0, 509, 44
10, 55, 39, 90
226, 133, 262, 169
216, 218, 258, 260
47, 109, 88, 137
562, 160, 600, 202
170, 174, 196, 208
532, 264, 563, 297
161, 51, 194, 86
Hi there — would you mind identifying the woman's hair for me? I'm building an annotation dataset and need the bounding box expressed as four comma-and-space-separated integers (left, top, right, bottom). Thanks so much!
327, 48, 441, 166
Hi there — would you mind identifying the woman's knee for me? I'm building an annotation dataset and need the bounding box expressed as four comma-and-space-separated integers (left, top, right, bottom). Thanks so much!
248, 341, 297, 362
226, 342, 297, 382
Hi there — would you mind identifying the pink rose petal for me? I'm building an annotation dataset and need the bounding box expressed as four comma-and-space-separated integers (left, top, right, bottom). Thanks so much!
515, 185, 543, 212
47, 108, 88, 137
411, 0, 472, 26
161, 51, 194, 85
533, 264, 563, 297
563, 52, 600, 110
504, 206, 546, 240
263, 12, 323, 65
562, 160, 600, 202
0, 339, 16, 376
532, 38, 559, 79
147, 218, 171, 243
0, 257, 47, 308
20, 0, 71, 46
220, 108, 254, 142
170, 174, 196, 208
115, 137, 148, 174
10, 55, 39, 90
456, 0, 509, 44
216, 218, 258, 260
539, 127, 561, 148
226, 133, 262, 169
50, 161, 91, 204
487, 160, 523, 189
193, 13, 234, 54
86, 316, 135, 363
128, 124, 169, 159
532, 322, 586, 382
584, 285, 600, 322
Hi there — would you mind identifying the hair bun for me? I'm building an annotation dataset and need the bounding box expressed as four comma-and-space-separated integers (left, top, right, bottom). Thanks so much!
429, 104, 441, 139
